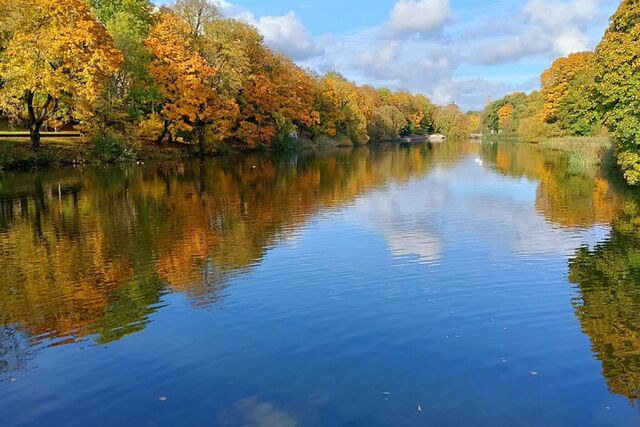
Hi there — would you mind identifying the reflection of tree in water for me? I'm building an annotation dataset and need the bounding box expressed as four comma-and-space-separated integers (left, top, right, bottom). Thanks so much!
569, 200, 640, 404
482, 141, 625, 228
0, 144, 452, 349
0, 324, 30, 376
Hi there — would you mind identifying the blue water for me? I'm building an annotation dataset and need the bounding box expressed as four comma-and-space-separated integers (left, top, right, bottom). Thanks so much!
0, 143, 638, 426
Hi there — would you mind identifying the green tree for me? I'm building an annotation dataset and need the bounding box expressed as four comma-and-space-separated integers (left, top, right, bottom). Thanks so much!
592, 0, 640, 185
87, 0, 159, 129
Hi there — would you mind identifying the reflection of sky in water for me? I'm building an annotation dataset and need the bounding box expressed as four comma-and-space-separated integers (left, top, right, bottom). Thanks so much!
1, 147, 636, 427
346, 157, 610, 265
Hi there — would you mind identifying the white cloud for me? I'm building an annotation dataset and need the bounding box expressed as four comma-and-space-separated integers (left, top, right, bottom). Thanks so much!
552, 27, 590, 55
524, 0, 600, 55
388, 0, 451, 35
472, 29, 551, 65
218, 3, 324, 61
471, 0, 607, 64
242, 12, 324, 61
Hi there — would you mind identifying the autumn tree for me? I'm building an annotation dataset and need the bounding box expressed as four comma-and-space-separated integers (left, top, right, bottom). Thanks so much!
236, 52, 319, 148
147, 6, 271, 150
484, 92, 530, 134
368, 105, 406, 141
313, 73, 369, 144
387, 91, 432, 136
145, 11, 217, 147
540, 52, 593, 124
432, 103, 468, 138
173, 0, 220, 38
0, 0, 122, 150
592, 0, 640, 185
497, 104, 514, 132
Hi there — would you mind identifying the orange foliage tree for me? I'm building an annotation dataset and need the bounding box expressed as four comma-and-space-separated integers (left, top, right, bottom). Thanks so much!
0, 0, 122, 150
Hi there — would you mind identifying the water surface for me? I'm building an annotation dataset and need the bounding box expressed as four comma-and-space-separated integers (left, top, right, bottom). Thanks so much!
1, 142, 639, 426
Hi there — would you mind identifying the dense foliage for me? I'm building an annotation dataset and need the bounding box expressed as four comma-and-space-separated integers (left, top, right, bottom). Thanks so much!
592, 0, 640, 185
0, 0, 476, 153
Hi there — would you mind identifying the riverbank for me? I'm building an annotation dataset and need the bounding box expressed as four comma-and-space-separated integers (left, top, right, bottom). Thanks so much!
0, 138, 196, 170
0, 134, 370, 171
483, 135, 615, 166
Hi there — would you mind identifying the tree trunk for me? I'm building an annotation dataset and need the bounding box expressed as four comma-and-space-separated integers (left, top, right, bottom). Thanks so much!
156, 120, 169, 146
29, 123, 42, 151
25, 92, 57, 152
195, 122, 206, 155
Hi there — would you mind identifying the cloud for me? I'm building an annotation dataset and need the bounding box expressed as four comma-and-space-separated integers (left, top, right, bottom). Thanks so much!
219, 3, 324, 61
242, 12, 324, 61
388, 0, 451, 35
472, 29, 551, 65
524, 0, 600, 54
470, 0, 606, 64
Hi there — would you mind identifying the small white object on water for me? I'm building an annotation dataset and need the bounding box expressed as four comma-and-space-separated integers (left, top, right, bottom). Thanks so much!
530, 371, 538, 376
10, 378, 16, 382
606, 406, 611, 410
159, 396, 167, 401
417, 405, 422, 412
382, 392, 391, 395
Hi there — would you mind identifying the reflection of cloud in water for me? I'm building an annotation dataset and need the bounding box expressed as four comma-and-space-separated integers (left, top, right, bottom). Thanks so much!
220, 396, 298, 427
385, 229, 442, 265
350, 158, 608, 261
355, 182, 444, 265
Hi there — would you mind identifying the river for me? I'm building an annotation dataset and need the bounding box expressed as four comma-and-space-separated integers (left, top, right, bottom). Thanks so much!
0, 141, 639, 426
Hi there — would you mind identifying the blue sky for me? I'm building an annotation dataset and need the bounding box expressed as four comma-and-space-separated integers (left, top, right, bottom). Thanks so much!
162, 0, 620, 110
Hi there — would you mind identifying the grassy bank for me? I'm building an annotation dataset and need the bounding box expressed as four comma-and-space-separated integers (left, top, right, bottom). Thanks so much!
483, 134, 614, 167
0, 133, 366, 171
0, 138, 196, 170
538, 136, 615, 168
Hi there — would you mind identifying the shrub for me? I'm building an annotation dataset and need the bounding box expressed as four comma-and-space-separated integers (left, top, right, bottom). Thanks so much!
90, 134, 135, 163
0, 142, 15, 167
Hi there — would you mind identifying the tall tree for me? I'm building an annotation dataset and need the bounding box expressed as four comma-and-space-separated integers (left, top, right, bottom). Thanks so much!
593, 0, 640, 185
313, 73, 369, 144
0, 0, 122, 150
540, 52, 593, 124
145, 11, 218, 147
87, 0, 158, 127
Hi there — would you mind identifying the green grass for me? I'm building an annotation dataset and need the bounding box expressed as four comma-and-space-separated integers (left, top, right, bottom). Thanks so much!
539, 136, 611, 150
0, 130, 81, 135
539, 136, 614, 168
